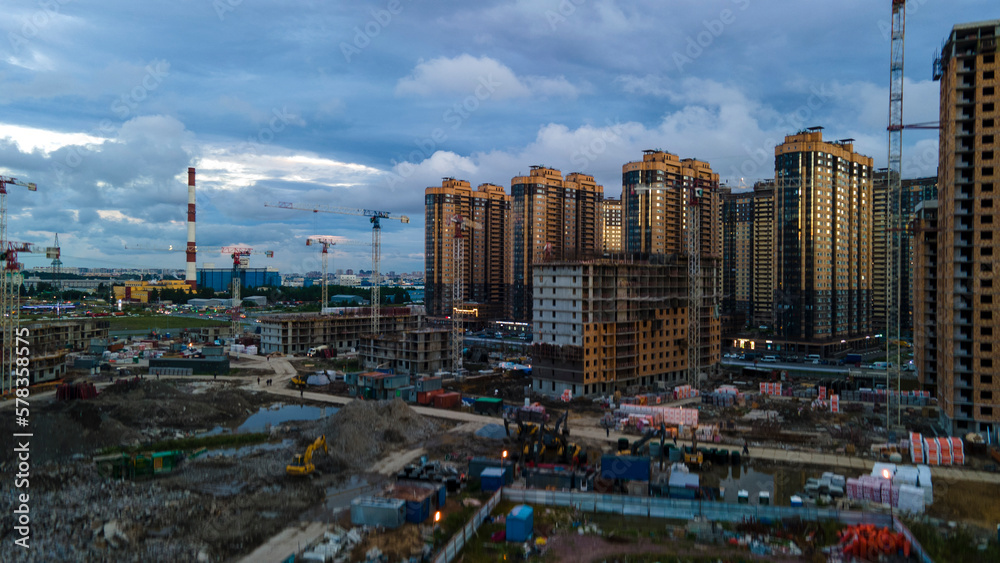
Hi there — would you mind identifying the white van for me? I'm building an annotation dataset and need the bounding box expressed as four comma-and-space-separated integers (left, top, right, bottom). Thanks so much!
806, 354, 821, 364
761, 355, 778, 363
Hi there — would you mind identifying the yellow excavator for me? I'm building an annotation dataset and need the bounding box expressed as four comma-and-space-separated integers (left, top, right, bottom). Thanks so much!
287, 435, 327, 476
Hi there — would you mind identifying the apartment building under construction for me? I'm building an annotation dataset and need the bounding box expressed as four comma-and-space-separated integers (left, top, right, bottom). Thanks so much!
362, 327, 452, 376
258, 306, 424, 356
918, 19, 1000, 437
7, 318, 111, 383
530, 256, 692, 397
620, 150, 722, 376
510, 166, 602, 321
424, 179, 510, 320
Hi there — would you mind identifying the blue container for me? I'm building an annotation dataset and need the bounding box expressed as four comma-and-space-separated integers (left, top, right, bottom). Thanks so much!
437, 483, 447, 508
506, 505, 534, 543
405, 497, 430, 524
600, 455, 650, 481
480, 467, 508, 492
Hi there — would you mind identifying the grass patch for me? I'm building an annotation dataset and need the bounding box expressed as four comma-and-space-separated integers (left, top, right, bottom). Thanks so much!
99, 432, 269, 455
905, 519, 1000, 562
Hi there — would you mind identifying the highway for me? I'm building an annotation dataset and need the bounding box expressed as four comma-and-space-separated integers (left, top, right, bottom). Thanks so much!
720, 358, 897, 378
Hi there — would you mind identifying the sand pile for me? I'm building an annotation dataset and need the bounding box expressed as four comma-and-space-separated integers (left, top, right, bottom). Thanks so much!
320, 399, 441, 470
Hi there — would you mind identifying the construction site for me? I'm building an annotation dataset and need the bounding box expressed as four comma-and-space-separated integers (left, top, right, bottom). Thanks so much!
0, 339, 998, 562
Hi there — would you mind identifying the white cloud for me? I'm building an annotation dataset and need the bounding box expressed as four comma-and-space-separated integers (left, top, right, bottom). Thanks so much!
395, 54, 578, 99
0, 123, 105, 153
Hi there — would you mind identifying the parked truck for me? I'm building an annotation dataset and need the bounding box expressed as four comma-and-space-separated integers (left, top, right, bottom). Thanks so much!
841, 353, 862, 366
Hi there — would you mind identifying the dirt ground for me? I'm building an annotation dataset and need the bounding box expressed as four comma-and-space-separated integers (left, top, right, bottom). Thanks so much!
0, 379, 446, 563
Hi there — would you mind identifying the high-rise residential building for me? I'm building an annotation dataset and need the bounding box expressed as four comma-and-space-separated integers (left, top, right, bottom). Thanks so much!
721, 188, 754, 321
773, 130, 874, 344
530, 256, 689, 397
424, 178, 511, 319
874, 172, 940, 334
919, 19, 1000, 437
750, 180, 776, 328
599, 198, 622, 253
510, 167, 601, 321
621, 150, 722, 377
912, 200, 938, 396
872, 169, 894, 333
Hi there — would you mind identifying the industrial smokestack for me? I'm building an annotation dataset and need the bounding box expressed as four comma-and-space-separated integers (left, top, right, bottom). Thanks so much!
186, 167, 197, 289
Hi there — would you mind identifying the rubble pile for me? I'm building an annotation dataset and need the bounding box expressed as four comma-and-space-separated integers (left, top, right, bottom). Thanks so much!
321, 399, 442, 470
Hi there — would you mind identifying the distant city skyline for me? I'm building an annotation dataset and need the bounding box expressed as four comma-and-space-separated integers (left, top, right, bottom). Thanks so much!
0, 1, 993, 273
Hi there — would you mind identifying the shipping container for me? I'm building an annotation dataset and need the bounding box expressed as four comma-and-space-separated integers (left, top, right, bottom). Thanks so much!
506, 505, 534, 543
433, 392, 461, 409
415, 376, 443, 392
600, 455, 650, 481
350, 496, 406, 529
473, 397, 504, 416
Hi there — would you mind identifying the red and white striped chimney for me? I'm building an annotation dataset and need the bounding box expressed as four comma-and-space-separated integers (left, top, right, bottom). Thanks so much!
186, 167, 197, 289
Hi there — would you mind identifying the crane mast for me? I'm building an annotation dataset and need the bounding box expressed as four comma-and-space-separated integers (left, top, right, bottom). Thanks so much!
687, 188, 701, 390
307, 236, 367, 314
0, 176, 36, 395
886, 0, 905, 428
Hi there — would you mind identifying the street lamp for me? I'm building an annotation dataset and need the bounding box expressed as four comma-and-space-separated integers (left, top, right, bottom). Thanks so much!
501, 450, 508, 499
882, 468, 894, 523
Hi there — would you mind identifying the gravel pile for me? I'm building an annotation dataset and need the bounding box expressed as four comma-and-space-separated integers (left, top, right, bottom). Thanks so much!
474, 423, 508, 440
320, 399, 442, 470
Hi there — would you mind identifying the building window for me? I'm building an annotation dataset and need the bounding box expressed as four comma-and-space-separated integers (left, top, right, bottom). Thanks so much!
983, 407, 995, 417
982, 358, 993, 368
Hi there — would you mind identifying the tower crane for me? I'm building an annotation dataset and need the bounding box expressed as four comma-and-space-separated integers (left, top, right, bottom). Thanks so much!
305, 236, 369, 314
1, 175, 37, 394
265, 202, 410, 336
450, 214, 482, 374
124, 244, 274, 340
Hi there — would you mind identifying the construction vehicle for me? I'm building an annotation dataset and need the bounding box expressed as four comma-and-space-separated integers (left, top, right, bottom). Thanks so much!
683, 426, 704, 470
287, 435, 327, 476
290, 374, 308, 388
629, 423, 667, 457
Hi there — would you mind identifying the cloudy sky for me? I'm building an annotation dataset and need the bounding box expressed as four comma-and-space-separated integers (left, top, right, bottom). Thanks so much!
0, 0, 993, 275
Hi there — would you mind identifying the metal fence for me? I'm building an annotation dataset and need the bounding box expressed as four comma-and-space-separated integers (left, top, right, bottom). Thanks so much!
432, 488, 932, 562
500, 488, 892, 527
432, 489, 500, 563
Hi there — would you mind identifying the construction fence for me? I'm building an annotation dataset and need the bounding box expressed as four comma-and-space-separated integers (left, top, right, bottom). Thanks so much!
432, 489, 500, 563
433, 487, 932, 562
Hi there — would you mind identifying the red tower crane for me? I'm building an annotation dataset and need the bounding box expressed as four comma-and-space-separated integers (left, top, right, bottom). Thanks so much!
1, 176, 37, 394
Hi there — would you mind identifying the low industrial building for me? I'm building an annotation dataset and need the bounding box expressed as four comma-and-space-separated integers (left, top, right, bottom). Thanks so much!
148, 356, 230, 376
113, 279, 193, 303
258, 306, 425, 356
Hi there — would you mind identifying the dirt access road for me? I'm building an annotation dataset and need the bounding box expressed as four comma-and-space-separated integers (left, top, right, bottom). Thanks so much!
238, 360, 1000, 486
